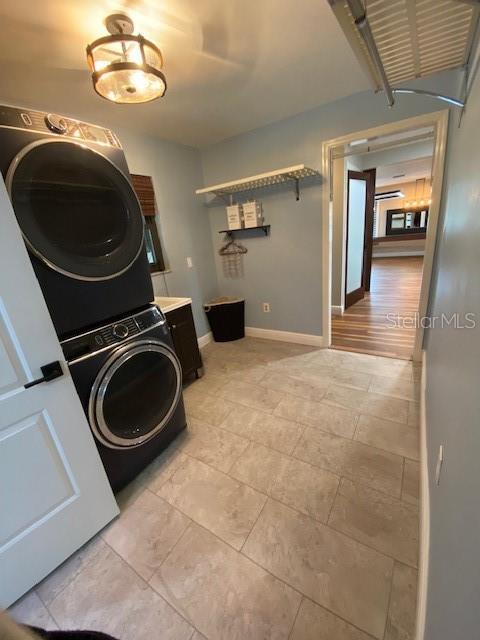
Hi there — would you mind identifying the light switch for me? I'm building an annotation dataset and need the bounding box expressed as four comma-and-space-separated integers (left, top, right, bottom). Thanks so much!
186, 257, 193, 268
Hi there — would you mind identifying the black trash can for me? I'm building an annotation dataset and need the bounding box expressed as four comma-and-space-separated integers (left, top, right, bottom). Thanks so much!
204, 297, 245, 342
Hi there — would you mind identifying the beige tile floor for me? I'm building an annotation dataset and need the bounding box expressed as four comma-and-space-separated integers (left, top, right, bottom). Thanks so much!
10, 338, 421, 640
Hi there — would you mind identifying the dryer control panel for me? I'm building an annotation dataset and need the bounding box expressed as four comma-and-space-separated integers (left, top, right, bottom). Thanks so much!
0, 105, 121, 148
61, 306, 166, 362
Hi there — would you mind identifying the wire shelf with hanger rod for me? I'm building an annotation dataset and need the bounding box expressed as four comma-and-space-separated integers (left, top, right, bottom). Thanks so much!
196, 165, 320, 202
218, 225, 270, 238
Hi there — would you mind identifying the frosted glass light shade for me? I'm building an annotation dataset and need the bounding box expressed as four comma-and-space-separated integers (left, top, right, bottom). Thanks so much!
86, 34, 166, 104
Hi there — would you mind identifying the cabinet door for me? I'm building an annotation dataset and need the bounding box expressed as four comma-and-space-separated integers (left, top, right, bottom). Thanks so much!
166, 305, 202, 378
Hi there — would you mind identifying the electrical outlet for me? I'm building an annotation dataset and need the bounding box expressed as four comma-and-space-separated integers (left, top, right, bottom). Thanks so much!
435, 445, 444, 485
263, 302, 271, 313
186, 257, 193, 268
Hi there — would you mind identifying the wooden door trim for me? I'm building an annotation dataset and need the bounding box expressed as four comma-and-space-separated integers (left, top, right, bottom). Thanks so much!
345, 285, 364, 308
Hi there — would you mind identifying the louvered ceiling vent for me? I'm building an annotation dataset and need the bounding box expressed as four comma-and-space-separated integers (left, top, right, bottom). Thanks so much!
330, 0, 479, 90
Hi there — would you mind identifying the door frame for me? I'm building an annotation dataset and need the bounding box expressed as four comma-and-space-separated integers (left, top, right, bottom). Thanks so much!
322, 109, 449, 361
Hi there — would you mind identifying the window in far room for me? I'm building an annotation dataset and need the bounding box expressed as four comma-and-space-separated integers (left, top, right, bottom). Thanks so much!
130, 174, 166, 273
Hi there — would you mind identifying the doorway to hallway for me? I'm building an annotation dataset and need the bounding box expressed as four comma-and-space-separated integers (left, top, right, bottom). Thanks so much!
322, 111, 448, 362
332, 256, 423, 359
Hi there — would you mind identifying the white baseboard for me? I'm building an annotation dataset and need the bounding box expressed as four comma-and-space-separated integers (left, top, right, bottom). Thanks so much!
416, 349, 429, 640
197, 331, 213, 349
245, 326, 325, 347
332, 305, 344, 316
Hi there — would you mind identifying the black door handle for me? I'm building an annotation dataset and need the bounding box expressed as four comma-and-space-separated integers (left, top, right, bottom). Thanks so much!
24, 361, 64, 389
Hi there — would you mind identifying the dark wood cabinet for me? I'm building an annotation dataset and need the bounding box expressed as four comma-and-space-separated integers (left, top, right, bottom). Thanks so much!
165, 304, 203, 381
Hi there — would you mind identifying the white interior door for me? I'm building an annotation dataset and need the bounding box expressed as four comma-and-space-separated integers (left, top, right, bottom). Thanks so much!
0, 178, 118, 608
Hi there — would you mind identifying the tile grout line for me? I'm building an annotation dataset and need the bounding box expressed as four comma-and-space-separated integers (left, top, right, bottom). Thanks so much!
239, 496, 269, 554
152, 520, 193, 577
186, 405, 310, 459
149, 516, 311, 632
325, 519, 419, 572
326, 475, 343, 525
102, 529, 201, 638
100, 469, 202, 636
286, 595, 303, 640
296, 594, 381, 640
381, 560, 397, 640
292, 407, 418, 460
176, 438, 342, 527
352, 412, 361, 440
34, 537, 109, 627
242, 531, 388, 640
34, 588, 62, 631
288, 423, 307, 455
189, 388, 412, 504
400, 456, 406, 501
242, 483, 418, 573
191, 372, 415, 426
288, 446, 402, 501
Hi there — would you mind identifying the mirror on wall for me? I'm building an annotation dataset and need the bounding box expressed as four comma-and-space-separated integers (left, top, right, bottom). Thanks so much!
386, 207, 429, 235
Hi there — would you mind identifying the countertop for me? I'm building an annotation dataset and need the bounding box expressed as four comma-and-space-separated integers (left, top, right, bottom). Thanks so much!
154, 296, 192, 313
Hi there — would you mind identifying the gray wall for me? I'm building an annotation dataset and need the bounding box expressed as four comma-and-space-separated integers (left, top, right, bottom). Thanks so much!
201, 70, 462, 336
118, 130, 219, 337
423, 67, 480, 638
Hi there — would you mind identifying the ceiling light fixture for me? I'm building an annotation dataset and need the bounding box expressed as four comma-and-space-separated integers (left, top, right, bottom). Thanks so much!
404, 178, 431, 208
86, 14, 166, 104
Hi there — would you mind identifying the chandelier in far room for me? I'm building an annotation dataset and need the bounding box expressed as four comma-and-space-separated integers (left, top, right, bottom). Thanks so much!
86, 14, 166, 104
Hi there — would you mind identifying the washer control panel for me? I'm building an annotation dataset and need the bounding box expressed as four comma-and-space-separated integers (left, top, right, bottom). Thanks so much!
61, 306, 166, 362
112, 323, 130, 339
0, 105, 121, 148
45, 113, 68, 134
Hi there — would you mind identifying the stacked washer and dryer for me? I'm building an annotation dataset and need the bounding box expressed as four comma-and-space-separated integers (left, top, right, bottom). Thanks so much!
0, 105, 187, 491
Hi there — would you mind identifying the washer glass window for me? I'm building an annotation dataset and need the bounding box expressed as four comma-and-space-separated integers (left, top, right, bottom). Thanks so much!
93, 342, 181, 447
7, 140, 144, 280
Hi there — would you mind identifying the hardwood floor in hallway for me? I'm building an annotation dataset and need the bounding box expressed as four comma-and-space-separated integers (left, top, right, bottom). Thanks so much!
332, 256, 424, 360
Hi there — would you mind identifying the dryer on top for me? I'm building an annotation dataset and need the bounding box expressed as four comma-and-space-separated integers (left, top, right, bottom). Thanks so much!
0, 105, 153, 338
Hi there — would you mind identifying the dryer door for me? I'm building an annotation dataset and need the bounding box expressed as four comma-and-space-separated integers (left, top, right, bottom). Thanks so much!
6, 139, 144, 281
89, 339, 182, 449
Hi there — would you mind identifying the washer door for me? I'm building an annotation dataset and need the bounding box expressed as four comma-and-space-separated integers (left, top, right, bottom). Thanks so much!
6, 139, 144, 281
89, 340, 182, 449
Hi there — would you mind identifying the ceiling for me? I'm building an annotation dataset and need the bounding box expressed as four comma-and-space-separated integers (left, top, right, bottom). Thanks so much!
376, 156, 433, 187
0, 0, 371, 147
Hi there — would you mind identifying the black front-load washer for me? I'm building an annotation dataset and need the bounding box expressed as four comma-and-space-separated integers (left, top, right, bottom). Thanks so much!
0, 105, 153, 338
61, 305, 187, 492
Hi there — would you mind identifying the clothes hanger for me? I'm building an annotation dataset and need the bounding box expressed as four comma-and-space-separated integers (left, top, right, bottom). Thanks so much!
218, 238, 248, 255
